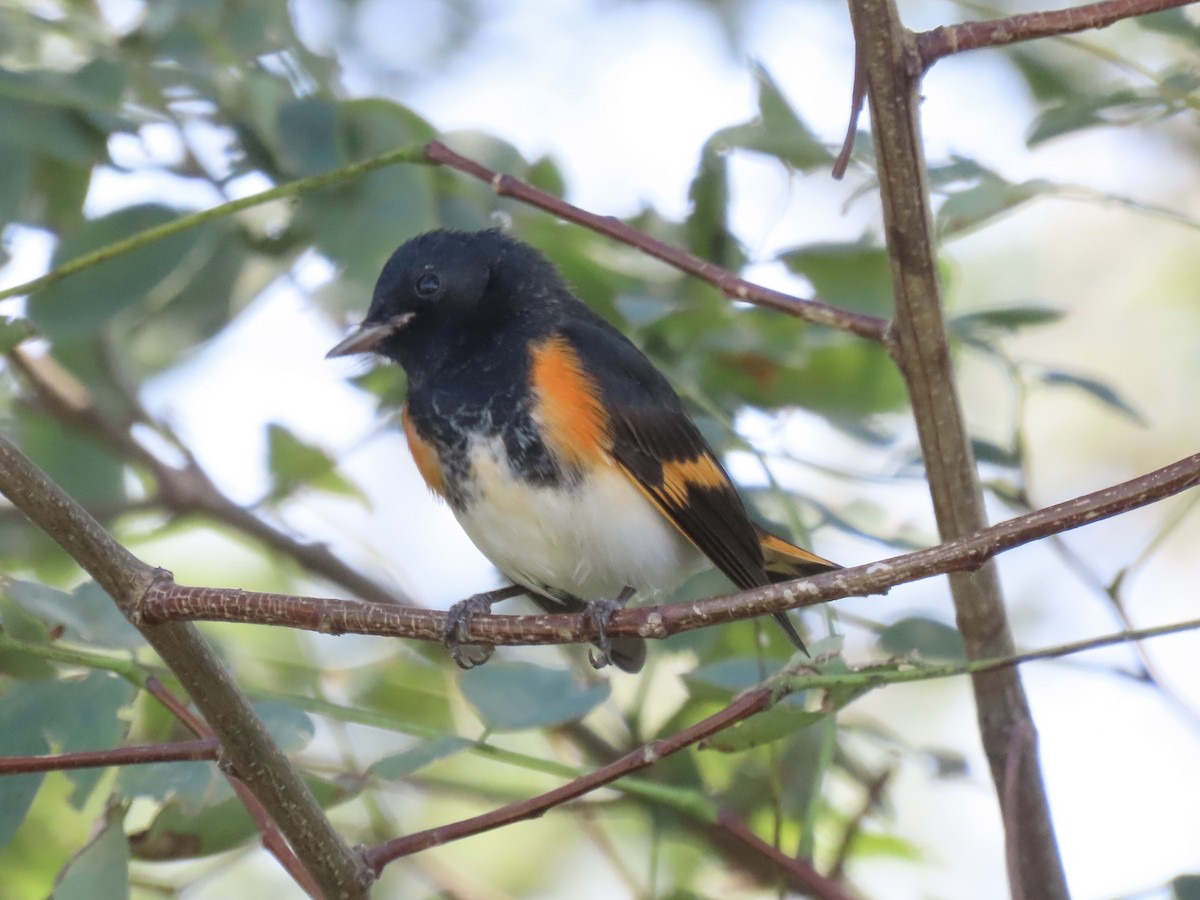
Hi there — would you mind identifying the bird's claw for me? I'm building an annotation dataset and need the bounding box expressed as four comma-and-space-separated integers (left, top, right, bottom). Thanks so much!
443, 592, 499, 669
583, 587, 635, 670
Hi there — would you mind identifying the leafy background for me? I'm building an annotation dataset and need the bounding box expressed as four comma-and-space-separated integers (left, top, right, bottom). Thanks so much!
0, 1, 1198, 897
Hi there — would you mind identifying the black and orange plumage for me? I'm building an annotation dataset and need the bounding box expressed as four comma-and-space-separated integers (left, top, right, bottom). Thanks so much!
328, 229, 838, 672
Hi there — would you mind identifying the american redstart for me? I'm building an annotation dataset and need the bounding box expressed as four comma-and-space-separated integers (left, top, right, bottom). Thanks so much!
328, 229, 838, 672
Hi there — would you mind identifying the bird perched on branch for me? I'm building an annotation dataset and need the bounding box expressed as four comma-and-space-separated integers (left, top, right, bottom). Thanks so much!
328, 228, 837, 672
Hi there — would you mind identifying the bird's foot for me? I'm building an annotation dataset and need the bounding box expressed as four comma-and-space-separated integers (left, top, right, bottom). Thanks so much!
443, 585, 523, 669
584, 586, 637, 670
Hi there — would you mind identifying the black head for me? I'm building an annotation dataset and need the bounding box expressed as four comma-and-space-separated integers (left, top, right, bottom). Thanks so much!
326, 229, 572, 377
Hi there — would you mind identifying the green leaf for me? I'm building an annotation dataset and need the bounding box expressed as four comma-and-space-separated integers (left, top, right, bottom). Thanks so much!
708, 64, 832, 171
276, 97, 340, 176
847, 830, 922, 862
949, 304, 1064, 339
525, 154, 566, 198
130, 773, 351, 859
936, 175, 1050, 236
778, 241, 894, 316
0, 316, 34, 353
16, 413, 126, 509
53, 819, 129, 900
459, 662, 610, 731
0, 95, 108, 166
297, 100, 437, 283
0, 673, 134, 819
877, 616, 965, 661
970, 438, 1020, 470
1139, 9, 1200, 46
756, 341, 908, 417
685, 146, 744, 270
1037, 370, 1146, 425
701, 703, 825, 752
369, 736, 474, 779
1006, 49, 1080, 105
1173, 874, 1200, 900
0, 704, 50, 852
252, 699, 315, 753
116, 760, 227, 812
128, 227, 253, 370
4, 580, 142, 651
347, 656, 454, 732
266, 423, 362, 502
0, 141, 32, 222
691, 662, 772, 696
1027, 87, 1171, 146
28, 204, 228, 341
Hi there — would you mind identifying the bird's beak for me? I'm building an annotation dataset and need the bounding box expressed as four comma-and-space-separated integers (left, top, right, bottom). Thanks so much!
325, 313, 414, 358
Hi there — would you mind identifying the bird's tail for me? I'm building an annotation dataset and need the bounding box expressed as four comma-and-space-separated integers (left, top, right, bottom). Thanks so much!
756, 526, 840, 656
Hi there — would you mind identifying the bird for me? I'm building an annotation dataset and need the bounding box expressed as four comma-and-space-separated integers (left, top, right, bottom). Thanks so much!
327, 228, 838, 673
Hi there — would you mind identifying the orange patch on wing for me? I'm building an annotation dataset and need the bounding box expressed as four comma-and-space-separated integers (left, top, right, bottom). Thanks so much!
530, 335, 610, 467
759, 530, 838, 573
659, 454, 729, 502
402, 406, 446, 497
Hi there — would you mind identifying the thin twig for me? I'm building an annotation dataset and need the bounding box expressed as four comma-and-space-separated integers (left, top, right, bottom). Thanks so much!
715, 809, 859, 900
0, 739, 218, 775
0, 144, 428, 304
917, 0, 1193, 68
363, 687, 773, 871
143, 677, 324, 899
423, 141, 891, 344
833, 38, 868, 180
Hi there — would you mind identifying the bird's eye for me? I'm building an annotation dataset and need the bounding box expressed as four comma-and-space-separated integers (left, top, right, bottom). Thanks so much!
415, 272, 441, 296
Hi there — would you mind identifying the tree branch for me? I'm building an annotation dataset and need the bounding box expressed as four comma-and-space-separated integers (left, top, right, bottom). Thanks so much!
0, 435, 372, 899
0, 144, 429, 304
0, 739, 218, 775
136, 451, 1200, 647
142, 677, 323, 898
424, 141, 891, 344
917, 0, 1194, 68
354, 610, 1200, 879
847, 2, 1068, 894
362, 686, 774, 872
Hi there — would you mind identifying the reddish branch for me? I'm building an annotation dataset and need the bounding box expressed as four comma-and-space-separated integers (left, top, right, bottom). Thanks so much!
917, 0, 1194, 67
142, 678, 324, 898
364, 686, 856, 897
0, 739, 217, 775
424, 141, 891, 344
137, 451, 1200, 648
0, 435, 370, 898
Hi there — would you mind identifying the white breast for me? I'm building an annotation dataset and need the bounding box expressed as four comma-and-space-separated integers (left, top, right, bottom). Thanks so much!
453, 436, 704, 601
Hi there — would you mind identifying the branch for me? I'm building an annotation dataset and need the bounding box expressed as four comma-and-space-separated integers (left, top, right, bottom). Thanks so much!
423, 141, 891, 344
363, 686, 772, 872
0, 739, 218, 775
137, 451, 1200, 647
356, 611, 1200, 879
143, 677, 323, 898
848, 1, 1072, 892
0, 144, 428, 303
918, 0, 1194, 67
0, 435, 372, 899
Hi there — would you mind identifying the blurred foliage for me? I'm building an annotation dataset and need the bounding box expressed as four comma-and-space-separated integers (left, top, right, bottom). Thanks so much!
0, 1, 1196, 898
